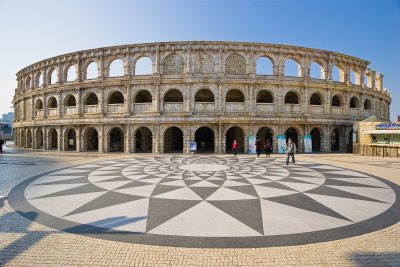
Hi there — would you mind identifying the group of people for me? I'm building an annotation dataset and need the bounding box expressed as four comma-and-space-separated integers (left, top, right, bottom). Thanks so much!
0, 138, 6, 154
232, 137, 296, 165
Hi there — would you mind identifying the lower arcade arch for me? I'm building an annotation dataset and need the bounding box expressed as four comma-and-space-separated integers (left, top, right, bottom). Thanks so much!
20, 130, 26, 147
65, 129, 77, 151
109, 128, 124, 152
348, 129, 353, 153
256, 127, 274, 149
195, 126, 214, 153
26, 129, 32, 148
331, 128, 340, 152
285, 127, 298, 146
135, 127, 153, 153
225, 126, 244, 153
164, 127, 183, 153
310, 128, 321, 152
48, 128, 58, 150
84, 127, 99, 151
35, 129, 44, 149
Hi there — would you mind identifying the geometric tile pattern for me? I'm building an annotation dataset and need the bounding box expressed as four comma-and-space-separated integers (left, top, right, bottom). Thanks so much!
9, 155, 399, 247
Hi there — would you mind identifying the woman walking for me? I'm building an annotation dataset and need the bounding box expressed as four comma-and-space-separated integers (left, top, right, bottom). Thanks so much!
265, 140, 272, 158
232, 139, 239, 156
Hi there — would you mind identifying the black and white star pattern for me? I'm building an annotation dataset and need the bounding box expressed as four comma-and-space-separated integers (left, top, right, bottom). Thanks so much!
12, 155, 399, 247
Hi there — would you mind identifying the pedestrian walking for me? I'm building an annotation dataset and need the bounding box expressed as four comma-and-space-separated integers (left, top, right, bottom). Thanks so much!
255, 138, 262, 158
265, 140, 272, 158
232, 139, 239, 156
0, 139, 3, 154
286, 138, 296, 165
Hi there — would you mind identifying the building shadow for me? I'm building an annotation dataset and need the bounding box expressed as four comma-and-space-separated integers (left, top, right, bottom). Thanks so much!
350, 252, 400, 266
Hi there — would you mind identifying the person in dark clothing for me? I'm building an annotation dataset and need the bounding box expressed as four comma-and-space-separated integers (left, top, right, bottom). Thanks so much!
265, 140, 272, 158
255, 138, 262, 158
232, 139, 239, 156
286, 138, 296, 165
0, 139, 3, 154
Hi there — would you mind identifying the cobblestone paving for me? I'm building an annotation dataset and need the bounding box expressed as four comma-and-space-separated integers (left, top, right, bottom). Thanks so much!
0, 144, 399, 266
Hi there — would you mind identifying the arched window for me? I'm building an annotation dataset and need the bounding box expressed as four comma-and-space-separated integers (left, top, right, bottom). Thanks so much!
226, 89, 244, 102
35, 99, 43, 110
225, 54, 246, 75
48, 97, 58, 108
67, 65, 77, 82
350, 97, 359, 108
109, 59, 125, 77
364, 73, 370, 88
195, 89, 214, 102
49, 68, 58, 85
35, 72, 43, 88
284, 91, 299, 104
86, 62, 98, 80
25, 77, 31, 90
135, 57, 152, 75
85, 93, 98, 105
256, 90, 273, 103
332, 95, 341, 107
310, 93, 322, 105
364, 99, 371, 110
64, 95, 76, 107
163, 54, 184, 74
256, 57, 273, 75
194, 53, 215, 74
285, 59, 301, 77
108, 91, 124, 104
309, 62, 324, 79
135, 90, 152, 103
350, 69, 357, 84
331, 64, 344, 82
164, 89, 183, 102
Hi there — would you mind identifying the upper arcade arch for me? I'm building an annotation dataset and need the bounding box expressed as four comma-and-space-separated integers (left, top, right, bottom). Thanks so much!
284, 58, 302, 77
195, 88, 214, 102
225, 54, 246, 75
134, 57, 153, 75
163, 54, 184, 74
256, 56, 274, 75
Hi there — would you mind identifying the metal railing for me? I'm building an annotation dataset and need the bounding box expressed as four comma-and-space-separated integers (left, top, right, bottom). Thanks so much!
353, 144, 400, 158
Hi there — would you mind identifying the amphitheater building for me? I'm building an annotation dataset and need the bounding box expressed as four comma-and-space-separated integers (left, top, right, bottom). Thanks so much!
12, 41, 391, 154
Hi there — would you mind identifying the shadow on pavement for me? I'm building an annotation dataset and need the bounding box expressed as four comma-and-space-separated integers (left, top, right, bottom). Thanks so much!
350, 252, 400, 266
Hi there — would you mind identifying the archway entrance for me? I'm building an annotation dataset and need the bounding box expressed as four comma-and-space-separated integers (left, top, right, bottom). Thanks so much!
331, 128, 340, 152
285, 127, 298, 146
26, 130, 32, 148
36, 129, 43, 149
86, 128, 98, 151
195, 126, 214, 153
49, 129, 58, 149
164, 127, 183, 153
310, 128, 321, 152
347, 129, 353, 153
20, 130, 25, 147
66, 129, 77, 151
135, 127, 152, 153
225, 126, 244, 153
110, 128, 124, 152
256, 127, 273, 149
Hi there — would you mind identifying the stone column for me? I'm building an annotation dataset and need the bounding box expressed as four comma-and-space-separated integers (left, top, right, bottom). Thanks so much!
185, 49, 191, 74
76, 125, 81, 152
125, 126, 131, 153
248, 84, 254, 113
153, 83, 160, 113
58, 91, 63, 118
58, 126, 62, 151
98, 125, 104, 153
218, 123, 222, 154
77, 88, 82, 117
125, 85, 131, 115
43, 127, 48, 150
99, 87, 105, 115
185, 83, 192, 112
303, 87, 309, 114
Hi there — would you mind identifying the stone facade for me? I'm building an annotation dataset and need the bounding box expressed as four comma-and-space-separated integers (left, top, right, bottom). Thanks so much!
12, 41, 392, 154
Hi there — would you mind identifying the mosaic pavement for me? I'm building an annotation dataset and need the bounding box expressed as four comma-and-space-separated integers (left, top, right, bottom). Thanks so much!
8, 155, 400, 248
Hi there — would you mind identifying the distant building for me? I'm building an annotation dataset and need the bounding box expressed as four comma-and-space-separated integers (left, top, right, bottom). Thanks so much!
2, 112, 14, 122
0, 112, 14, 139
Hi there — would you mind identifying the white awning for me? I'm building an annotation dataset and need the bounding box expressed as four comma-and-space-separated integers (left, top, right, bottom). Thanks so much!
366, 130, 400, 134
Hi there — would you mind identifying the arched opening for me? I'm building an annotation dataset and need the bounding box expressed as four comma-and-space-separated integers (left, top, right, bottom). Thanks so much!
225, 54, 246, 75
225, 126, 244, 153
350, 69, 360, 85
85, 93, 98, 105
110, 128, 124, 152
256, 57, 274, 75
164, 127, 183, 153
36, 99, 43, 110
35, 129, 43, 149
285, 127, 298, 146
284, 91, 299, 104
310, 62, 324, 79
310, 128, 321, 152
163, 54, 184, 74
348, 129, 353, 153
25, 77, 31, 90
164, 90, 183, 102
194, 53, 215, 74
284, 59, 301, 77
50, 69, 58, 85
195, 126, 214, 153
108, 91, 124, 104
48, 97, 58, 108
195, 89, 214, 102
48, 128, 58, 149
86, 62, 98, 80
26, 129, 32, 148
256, 90, 273, 103
135, 90, 152, 103
64, 95, 76, 107
226, 90, 244, 102
65, 129, 77, 151
135, 127, 152, 153
310, 93, 322, 105
135, 57, 152, 75
332, 95, 341, 107
20, 130, 26, 147
85, 127, 98, 151
66, 65, 76, 82
350, 97, 359, 108
256, 127, 273, 149
331, 128, 340, 152
364, 99, 371, 110
109, 59, 125, 77
331, 64, 342, 82
36, 72, 43, 88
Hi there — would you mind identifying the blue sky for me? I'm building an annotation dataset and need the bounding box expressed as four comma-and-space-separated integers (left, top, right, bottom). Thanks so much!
0, 0, 399, 121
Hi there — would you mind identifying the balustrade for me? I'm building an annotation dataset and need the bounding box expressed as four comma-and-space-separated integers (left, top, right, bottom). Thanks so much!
226, 102, 245, 112
284, 104, 301, 113
84, 105, 99, 113
64, 106, 77, 115
256, 103, 275, 113
194, 102, 215, 112
107, 104, 124, 113
134, 103, 152, 112
35, 109, 43, 117
47, 108, 58, 116
163, 103, 183, 112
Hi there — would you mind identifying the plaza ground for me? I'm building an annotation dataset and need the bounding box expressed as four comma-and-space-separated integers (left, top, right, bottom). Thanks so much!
0, 143, 399, 266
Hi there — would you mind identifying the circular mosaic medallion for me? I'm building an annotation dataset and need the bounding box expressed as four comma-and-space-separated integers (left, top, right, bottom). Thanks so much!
8, 155, 400, 248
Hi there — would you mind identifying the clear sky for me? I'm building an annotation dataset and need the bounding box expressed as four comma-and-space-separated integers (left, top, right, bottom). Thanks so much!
0, 0, 399, 121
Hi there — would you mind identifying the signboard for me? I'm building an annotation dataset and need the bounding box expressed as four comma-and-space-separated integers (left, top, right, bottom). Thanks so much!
376, 123, 400, 130
277, 135, 286, 154
304, 134, 312, 153
248, 135, 256, 154
189, 141, 197, 152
